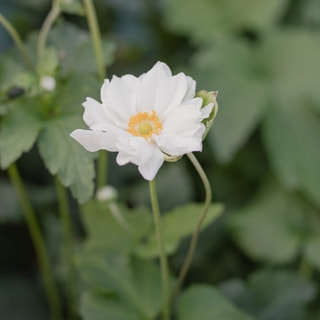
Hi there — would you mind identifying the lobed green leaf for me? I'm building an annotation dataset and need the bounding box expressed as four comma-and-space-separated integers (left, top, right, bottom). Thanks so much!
0, 98, 43, 169
135, 202, 223, 258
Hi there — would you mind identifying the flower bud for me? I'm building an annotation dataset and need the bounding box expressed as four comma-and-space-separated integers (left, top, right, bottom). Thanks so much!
96, 185, 118, 203
40, 76, 56, 92
196, 90, 218, 139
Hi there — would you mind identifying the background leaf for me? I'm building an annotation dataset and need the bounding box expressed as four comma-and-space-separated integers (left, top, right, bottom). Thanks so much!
48, 22, 115, 77
164, 0, 288, 43
77, 252, 162, 320
135, 203, 223, 258
228, 178, 320, 266
80, 291, 141, 320
81, 199, 152, 253
177, 284, 256, 320
0, 98, 43, 169
189, 40, 267, 162
38, 75, 99, 203
220, 269, 317, 320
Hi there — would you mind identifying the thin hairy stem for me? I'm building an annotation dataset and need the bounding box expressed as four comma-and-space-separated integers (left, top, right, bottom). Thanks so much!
170, 152, 212, 303
37, 0, 61, 58
149, 179, 170, 320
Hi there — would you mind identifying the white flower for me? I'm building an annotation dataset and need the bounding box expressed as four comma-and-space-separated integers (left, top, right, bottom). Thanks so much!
70, 61, 213, 181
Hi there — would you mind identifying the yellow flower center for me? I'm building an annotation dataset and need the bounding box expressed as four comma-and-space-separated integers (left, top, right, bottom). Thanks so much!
127, 110, 162, 139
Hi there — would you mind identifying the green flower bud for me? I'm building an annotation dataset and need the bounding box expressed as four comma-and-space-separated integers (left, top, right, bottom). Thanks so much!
196, 90, 218, 139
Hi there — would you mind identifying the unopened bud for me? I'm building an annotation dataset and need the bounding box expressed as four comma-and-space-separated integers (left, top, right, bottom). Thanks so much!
40, 76, 56, 91
96, 185, 118, 202
196, 90, 218, 139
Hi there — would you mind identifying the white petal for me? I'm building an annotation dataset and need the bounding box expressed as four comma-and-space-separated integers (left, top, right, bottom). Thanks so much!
70, 129, 118, 152
201, 102, 214, 119
103, 74, 140, 123
138, 62, 172, 111
156, 133, 203, 156
82, 97, 109, 127
138, 146, 164, 180
116, 151, 131, 166
154, 72, 188, 116
161, 99, 203, 134
100, 79, 110, 102
183, 76, 196, 101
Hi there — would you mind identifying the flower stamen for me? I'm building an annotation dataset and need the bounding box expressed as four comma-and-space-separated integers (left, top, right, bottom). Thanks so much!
127, 110, 162, 139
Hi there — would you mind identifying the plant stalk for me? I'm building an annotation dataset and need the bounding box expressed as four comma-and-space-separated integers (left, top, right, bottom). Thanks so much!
170, 152, 212, 303
7, 164, 62, 320
0, 13, 34, 70
82, 0, 106, 81
55, 176, 77, 320
37, 0, 61, 58
83, 0, 108, 188
149, 179, 170, 320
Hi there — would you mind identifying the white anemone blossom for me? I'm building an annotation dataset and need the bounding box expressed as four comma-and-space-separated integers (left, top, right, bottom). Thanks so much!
70, 62, 213, 181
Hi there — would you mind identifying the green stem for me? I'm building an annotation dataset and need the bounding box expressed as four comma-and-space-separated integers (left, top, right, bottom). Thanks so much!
170, 153, 212, 303
97, 151, 107, 189
0, 13, 34, 70
82, 0, 106, 81
149, 179, 170, 320
54, 176, 77, 320
83, 0, 108, 188
37, 0, 61, 58
7, 164, 62, 320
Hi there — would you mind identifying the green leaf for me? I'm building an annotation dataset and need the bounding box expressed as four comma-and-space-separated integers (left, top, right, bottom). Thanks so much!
260, 31, 320, 206
228, 178, 309, 264
0, 54, 23, 95
258, 30, 320, 107
177, 284, 256, 320
135, 203, 223, 258
38, 117, 95, 203
77, 252, 162, 320
81, 292, 141, 320
164, 0, 288, 43
0, 98, 43, 169
220, 269, 316, 320
262, 102, 320, 206
81, 199, 152, 253
38, 75, 99, 203
60, 0, 85, 16
48, 22, 115, 77
127, 162, 194, 211
36, 47, 59, 76
189, 40, 267, 162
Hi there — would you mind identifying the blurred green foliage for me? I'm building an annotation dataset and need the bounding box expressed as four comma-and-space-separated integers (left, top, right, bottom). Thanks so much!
1, 0, 320, 319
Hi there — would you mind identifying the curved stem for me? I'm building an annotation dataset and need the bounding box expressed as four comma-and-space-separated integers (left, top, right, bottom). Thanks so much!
0, 13, 34, 70
82, 0, 108, 187
149, 179, 170, 320
54, 176, 77, 320
37, 0, 61, 58
170, 152, 212, 303
8, 164, 62, 320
